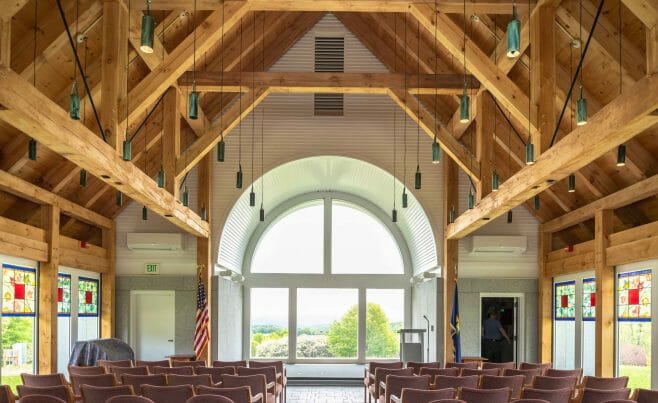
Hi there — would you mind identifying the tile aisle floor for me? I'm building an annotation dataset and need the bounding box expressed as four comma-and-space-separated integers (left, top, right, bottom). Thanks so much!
286, 386, 365, 403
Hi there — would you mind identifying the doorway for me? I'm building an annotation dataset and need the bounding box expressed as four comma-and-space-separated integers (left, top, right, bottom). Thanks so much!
480, 296, 520, 364
130, 291, 175, 360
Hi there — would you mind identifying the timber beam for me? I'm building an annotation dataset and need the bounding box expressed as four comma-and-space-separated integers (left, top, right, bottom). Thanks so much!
0, 67, 210, 238
178, 71, 480, 94
446, 74, 658, 240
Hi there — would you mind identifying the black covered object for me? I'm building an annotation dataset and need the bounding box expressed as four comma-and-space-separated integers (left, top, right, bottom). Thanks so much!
69, 338, 135, 366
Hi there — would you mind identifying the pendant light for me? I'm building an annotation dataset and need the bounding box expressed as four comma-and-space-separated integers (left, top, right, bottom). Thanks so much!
616, 3, 626, 167
459, 0, 470, 123
525, 0, 534, 165
188, 0, 199, 120
29, 0, 38, 160
28, 139, 37, 161
506, 2, 520, 58
431, 2, 441, 164
533, 195, 540, 210
116, 191, 123, 207
401, 14, 408, 208
576, 0, 587, 126
123, 0, 132, 161
568, 174, 576, 192
142, 206, 148, 220
217, 136, 226, 162
79, 42, 89, 187
79, 169, 87, 187
432, 136, 440, 164
182, 185, 189, 206
157, 167, 165, 188
157, 12, 166, 189
259, 12, 266, 223
392, 13, 399, 223
617, 144, 626, 167
507, 210, 513, 223
467, 189, 475, 209
249, 14, 257, 207
217, 2, 226, 163
236, 17, 244, 189
491, 37, 499, 192
492, 171, 500, 192
201, 205, 207, 221
140, 0, 155, 53
68, 0, 81, 120
414, 19, 421, 191
449, 205, 456, 224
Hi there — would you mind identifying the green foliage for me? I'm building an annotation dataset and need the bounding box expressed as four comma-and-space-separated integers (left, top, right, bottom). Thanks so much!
620, 365, 651, 390
251, 326, 288, 357
1, 317, 33, 352
326, 305, 359, 358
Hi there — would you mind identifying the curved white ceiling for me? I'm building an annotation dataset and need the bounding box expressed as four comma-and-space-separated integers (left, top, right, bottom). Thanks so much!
218, 156, 438, 274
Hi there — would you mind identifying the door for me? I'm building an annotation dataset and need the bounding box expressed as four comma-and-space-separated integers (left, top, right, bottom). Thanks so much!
481, 297, 518, 363
131, 291, 175, 360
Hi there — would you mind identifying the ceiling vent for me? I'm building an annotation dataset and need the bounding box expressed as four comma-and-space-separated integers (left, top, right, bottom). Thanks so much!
126, 233, 184, 251
314, 37, 344, 116
467, 235, 527, 255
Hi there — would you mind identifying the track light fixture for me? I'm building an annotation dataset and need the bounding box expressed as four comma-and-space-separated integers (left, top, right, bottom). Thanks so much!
140, 0, 155, 53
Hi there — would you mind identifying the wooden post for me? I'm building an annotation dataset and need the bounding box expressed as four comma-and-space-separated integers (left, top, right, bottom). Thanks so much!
648, 26, 658, 75
38, 205, 59, 373
442, 156, 458, 363
196, 154, 212, 363
101, 222, 116, 338
594, 209, 614, 377
531, 3, 556, 156
100, 0, 127, 153
537, 230, 552, 362
162, 87, 181, 198
0, 18, 9, 68
475, 91, 494, 200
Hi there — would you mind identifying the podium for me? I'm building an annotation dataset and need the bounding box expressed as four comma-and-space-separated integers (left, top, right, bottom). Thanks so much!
398, 329, 426, 363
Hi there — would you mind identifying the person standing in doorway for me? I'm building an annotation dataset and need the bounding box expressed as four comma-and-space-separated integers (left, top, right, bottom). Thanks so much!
482, 307, 511, 363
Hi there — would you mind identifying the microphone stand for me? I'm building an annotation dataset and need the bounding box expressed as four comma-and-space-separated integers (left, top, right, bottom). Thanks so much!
422, 315, 430, 362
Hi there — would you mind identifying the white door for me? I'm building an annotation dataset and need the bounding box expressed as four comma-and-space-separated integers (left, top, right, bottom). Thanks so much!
130, 291, 175, 360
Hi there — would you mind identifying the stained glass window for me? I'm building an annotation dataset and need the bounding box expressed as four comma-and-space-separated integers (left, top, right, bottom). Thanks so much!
58, 274, 72, 316
2, 264, 37, 316
618, 270, 651, 321
582, 278, 596, 321
555, 280, 576, 320
78, 277, 99, 317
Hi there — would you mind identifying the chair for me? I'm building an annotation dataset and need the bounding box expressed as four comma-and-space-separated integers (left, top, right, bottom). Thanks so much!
581, 376, 629, 390
121, 374, 168, 395
518, 363, 552, 374
458, 387, 511, 403
531, 376, 578, 391
111, 367, 149, 381
370, 368, 414, 402
482, 362, 516, 371
18, 396, 67, 403
70, 374, 117, 397
97, 360, 133, 369
544, 369, 583, 380
80, 385, 134, 403
445, 362, 478, 370
150, 366, 195, 375
420, 368, 460, 378
236, 367, 279, 403
406, 362, 440, 375
427, 400, 465, 403
578, 388, 631, 403
632, 388, 658, 403
213, 361, 247, 368
17, 386, 74, 403
106, 397, 155, 403
480, 375, 525, 399
512, 400, 550, 403
135, 361, 171, 371
68, 366, 106, 377
142, 385, 195, 403
384, 375, 431, 403
172, 360, 207, 368
365, 362, 405, 403
460, 368, 501, 377
521, 387, 573, 403
186, 396, 234, 403
167, 374, 213, 387
222, 374, 269, 403
399, 388, 455, 403
0, 385, 13, 403
196, 367, 236, 384
599, 401, 634, 403
503, 368, 541, 385
196, 386, 252, 403
249, 361, 286, 402
21, 374, 67, 387
433, 375, 479, 391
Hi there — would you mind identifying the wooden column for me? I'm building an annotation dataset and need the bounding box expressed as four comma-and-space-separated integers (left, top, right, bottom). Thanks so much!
162, 87, 181, 198
100, 0, 127, 153
38, 205, 59, 373
0, 18, 9, 68
648, 26, 658, 75
196, 154, 212, 363
442, 157, 458, 362
101, 222, 116, 338
531, 3, 556, 155
537, 230, 552, 362
594, 209, 614, 377
475, 91, 494, 200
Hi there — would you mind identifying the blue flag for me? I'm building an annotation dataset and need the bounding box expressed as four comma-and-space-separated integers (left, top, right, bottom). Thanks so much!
450, 282, 462, 362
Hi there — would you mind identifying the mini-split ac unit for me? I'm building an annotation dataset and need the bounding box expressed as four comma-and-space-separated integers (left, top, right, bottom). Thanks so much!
126, 233, 184, 251
468, 235, 527, 255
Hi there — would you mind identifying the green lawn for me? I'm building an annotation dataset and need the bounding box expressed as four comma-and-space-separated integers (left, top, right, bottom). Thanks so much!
1, 376, 21, 394
620, 365, 651, 389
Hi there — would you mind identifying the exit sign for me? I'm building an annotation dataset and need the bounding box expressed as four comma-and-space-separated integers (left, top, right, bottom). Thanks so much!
145, 263, 160, 274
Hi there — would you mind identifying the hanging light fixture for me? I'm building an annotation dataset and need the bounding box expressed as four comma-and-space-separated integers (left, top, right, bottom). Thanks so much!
217, 136, 226, 162
449, 205, 456, 224
236, 164, 243, 189
392, 12, 400, 223
259, 11, 266, 223
525, 142, 535, 165
182, 185, 189, 206
249, 15, 257, 207
533, 195, 540, 210
576, 86, 588, 126
123, 0, 132, 161
236, 17, 244, 189
492, 170, 500, 192
568, 174, 576, 192
432, 136, 441, 163
507, 210, 513, 223
415, 165, 422, 190
616, 144, 626, 166
122, 137, 132, 161
188, 0, 199, 120
142, 206, 148, 220
506, 2, 520, 58
157, 167, 165, 188
402, 189, 408, 208
28, 139, 37, 161
259, 206, 265, 222
467, 189, 475, 209
460, 0, 470, 123
392, 208, 398, 223
140, 0, 155, 53
79, 169, 87, 187
616, 4, 626, 168
116, 191, 123, 207
29, 1, 39, 160
401, 14, 409, 208
70, 81, 81, 120
414, 20, 422, 191
525, 0, 534, 165
432, 6, 441, 166
201, 205, 207, 221
249, 190, 256, 207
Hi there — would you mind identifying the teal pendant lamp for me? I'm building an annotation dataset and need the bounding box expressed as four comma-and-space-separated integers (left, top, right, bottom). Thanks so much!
568, 174, 576, 192
507, 210, 513, 223
506, 3, 520, 58
534, 195, 540, 210
249, 189, 256, 207
414, 165, 421, 190
576, 87, 588, 126
459, 85, 470, 123
217, 136, 226, 162
142, 206, 148, 220
449, 206, 455, 224
392, 208, 398, 223
69, 81, 81, 120
236, 164, 243, 189
492, 171, 500, 192
402, 189, 408, 208
617, 144, 626, 166
28, 139, 37, 161
201, 205, 207, 221
140, 1, 155, 54
79, 169, 87, 187
182, 187, 189, 207
525, 142, 535, 165
188, 83, 199, 120
432, 137, 440, 164
157, 167, 165, 188
116, 191, 123, 207
259, 206, 265, 222
122, 137, 132, 161
467, 190, 475, 209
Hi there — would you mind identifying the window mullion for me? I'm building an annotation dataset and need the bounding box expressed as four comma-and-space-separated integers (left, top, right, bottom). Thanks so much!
324, 197, 332, 275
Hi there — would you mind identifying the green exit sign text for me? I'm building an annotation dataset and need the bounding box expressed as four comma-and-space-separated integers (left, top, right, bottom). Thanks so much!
145, 263, 160, 274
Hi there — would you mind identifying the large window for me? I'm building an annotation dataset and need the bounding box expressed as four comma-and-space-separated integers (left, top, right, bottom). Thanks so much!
250, 288, 289, 359
366, 289, 404, 359
582, 278, 596, 376
554, 281, 576, 369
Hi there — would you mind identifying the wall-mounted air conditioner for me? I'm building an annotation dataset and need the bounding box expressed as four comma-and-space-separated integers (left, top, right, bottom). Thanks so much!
126, 233, 184, 251
468, 235, 527, 255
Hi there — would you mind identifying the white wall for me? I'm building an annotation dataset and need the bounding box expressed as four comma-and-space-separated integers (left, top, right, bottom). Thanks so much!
411, 279, 438, 362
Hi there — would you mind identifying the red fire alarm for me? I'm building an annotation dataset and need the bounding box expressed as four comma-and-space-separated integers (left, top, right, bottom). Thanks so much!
564, 244, 574, 252
80, 240, 88, 249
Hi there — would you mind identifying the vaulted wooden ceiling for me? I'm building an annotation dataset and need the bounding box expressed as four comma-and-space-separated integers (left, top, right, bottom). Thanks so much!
0, 0, 656, 249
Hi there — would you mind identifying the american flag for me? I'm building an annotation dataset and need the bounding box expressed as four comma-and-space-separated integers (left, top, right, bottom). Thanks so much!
194, 275, 209, 358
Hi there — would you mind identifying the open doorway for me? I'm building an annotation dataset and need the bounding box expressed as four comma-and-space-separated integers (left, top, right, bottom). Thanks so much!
480, 296, 519, 364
